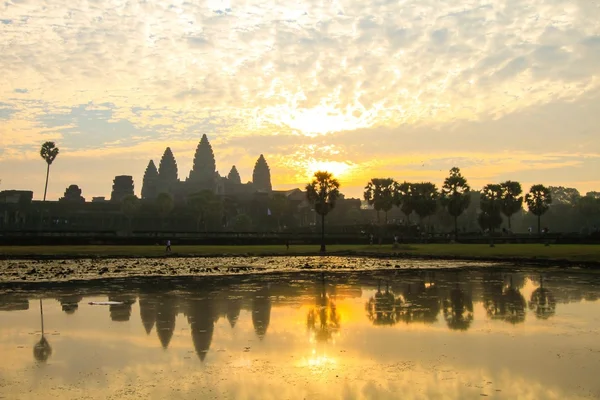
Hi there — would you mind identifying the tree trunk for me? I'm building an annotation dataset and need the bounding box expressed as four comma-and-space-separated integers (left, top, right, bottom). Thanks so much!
537, 215, 541, 235
454, 216, 458, 242
384, 211, 388, 225
39, 299, 44, 336
43, 163, 50, 201
320, 213, 326, 252
508, 215, 512, 230
490, 227, 495, 247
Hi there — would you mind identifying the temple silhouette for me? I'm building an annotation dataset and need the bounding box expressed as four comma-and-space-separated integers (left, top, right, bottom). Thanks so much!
135, 134, 272, 202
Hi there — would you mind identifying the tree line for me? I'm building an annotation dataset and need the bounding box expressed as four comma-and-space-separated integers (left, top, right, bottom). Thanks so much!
361, 167, 600, 236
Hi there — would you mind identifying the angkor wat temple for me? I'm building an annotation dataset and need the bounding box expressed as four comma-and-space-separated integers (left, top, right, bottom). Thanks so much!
139, 134, 273, 202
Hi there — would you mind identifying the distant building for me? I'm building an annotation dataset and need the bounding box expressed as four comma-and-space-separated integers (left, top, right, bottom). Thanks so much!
141, 134, 273, 201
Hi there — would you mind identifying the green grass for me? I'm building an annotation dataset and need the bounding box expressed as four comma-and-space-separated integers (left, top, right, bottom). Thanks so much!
1, 243, 600, 263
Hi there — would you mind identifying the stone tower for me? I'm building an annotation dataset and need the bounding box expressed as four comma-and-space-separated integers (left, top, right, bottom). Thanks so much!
141, 160, 159, 200
188, 134, 216, 191
110, 176, 134, 202
227, 165, 242, 185
158, 147, 178, 194
252, 154, 272, 192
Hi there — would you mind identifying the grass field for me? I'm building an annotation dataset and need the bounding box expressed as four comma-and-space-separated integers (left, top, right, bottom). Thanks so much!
1, 243, 600, 263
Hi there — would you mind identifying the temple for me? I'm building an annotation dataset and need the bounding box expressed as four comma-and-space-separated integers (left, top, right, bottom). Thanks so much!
141, 134, 273, 201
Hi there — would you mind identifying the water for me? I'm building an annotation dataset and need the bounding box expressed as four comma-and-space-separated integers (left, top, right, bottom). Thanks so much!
1, 268, 599, 399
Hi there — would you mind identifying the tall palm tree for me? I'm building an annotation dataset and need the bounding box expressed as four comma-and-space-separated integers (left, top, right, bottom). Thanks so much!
525, 184, 552, 234
34, 299, 52, 363
306, 171, 340, 252
40, 142, 59, 201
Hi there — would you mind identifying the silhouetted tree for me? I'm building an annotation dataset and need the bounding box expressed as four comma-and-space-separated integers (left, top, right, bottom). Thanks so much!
306, 171, 341, 252
393, 181, 415, 223
412, 182, 439, 228
232, 213, 253, 231
441, 167, 471, 240
156, 192, 174, 229
442, 287, 474, 331
500, 181, 523, 230
549, 186, 580, 206
525, 184, 552, 234
307, 281, 340, 342
364, 178, 396, 224
188, 190, 222, 231
121, 194, 140, 233
33, 299, 52, 363
366, 283, 400, 326
529, 278, 556, 319
269, 193, 290, 230
40, 141, 59, 201
479, 184, 503, 246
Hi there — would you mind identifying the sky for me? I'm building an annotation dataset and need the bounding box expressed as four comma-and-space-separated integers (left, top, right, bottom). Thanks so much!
0, 0, 599, 200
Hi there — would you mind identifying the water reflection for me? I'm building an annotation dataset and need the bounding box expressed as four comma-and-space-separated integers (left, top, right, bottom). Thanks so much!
0, 268, 599, 399
33, 299, 52, 363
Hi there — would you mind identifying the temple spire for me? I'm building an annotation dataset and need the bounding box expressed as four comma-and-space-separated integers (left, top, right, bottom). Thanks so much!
227, 165, 241, 185
158, 148, 178, 183
141, 160, 159, 200
189, 134, 216, 184
252, 154, 272, 192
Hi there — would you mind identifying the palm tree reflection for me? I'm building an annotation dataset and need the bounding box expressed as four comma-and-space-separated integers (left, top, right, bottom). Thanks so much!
33, 299, 52, 363
307, 280, 340, 342
366, 282, 401, 326
529, 276, 556, 319
483, 274, 526, 324
442, 286, 474, 331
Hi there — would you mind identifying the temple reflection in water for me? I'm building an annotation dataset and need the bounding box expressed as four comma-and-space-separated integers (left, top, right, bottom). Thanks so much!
1, 268, 598, 364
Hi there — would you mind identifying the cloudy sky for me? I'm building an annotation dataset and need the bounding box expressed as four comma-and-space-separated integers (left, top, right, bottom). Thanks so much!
1, 0, 599, 200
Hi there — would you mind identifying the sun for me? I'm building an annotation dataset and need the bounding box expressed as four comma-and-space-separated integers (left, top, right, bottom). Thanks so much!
305, 160, 354, 180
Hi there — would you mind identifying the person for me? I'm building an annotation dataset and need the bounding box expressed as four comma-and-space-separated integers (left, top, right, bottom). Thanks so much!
166, 239, 171, 252
285, 239, 290, 250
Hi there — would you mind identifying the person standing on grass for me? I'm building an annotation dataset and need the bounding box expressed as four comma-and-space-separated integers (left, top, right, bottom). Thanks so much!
166, 240, 171, 253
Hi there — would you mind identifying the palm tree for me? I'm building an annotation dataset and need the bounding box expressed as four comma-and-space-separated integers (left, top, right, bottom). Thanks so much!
120, 194, 140, 233
156, 192, 175, 229
412, 182, 439, 230
188, 190, 222, 231
33, 299, 52, 363
500, 181, 523, 230
40, 142, 59, 201
364, 178, 396, 224
306, 171, 340, 252
393, 181, 415, 223
440, 167, 471, 240
479, 183, 504, 247
525, 184, 552, 234
269, 193, 290, 231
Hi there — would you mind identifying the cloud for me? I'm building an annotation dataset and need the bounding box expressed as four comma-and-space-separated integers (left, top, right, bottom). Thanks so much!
0, 0, 599, 199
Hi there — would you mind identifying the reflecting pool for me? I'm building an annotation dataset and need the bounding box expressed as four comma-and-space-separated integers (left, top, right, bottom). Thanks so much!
1, 268, 599, 399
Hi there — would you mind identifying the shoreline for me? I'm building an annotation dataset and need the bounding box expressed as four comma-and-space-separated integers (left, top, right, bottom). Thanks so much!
2, 249, 600, 268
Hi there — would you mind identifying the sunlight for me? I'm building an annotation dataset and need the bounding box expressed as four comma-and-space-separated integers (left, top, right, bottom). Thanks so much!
263, 104, 373, 136
305, 160, 354, 180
